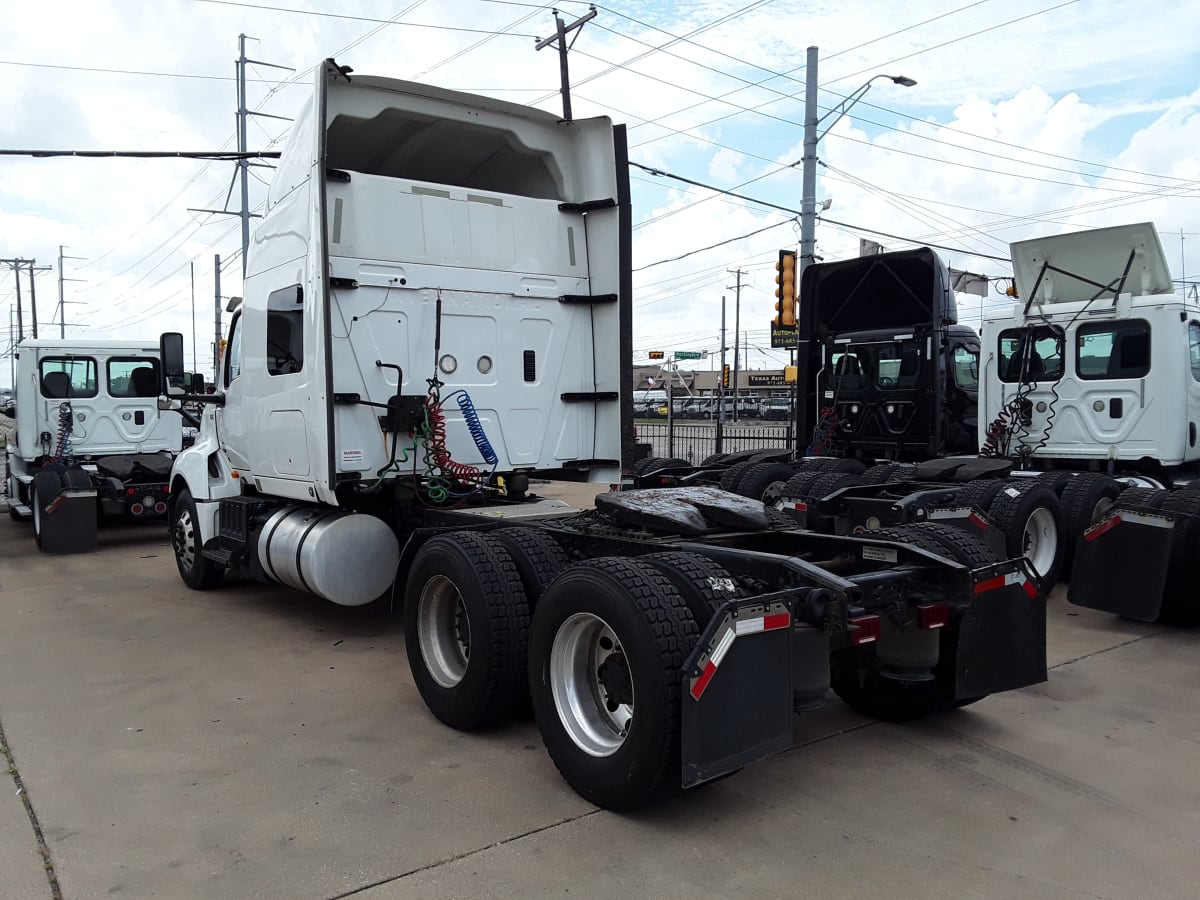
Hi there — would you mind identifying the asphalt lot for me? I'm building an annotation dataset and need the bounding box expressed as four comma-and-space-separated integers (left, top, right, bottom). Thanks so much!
0, 482, 1198, 899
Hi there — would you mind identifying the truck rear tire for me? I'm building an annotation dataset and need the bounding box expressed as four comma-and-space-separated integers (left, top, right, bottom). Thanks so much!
643, 457, 688, 475
1058, 474, 1121, 573
641, 551, 741, 628
718, 461, 755, 492
490, 527, 569, 608
735, 462, 796, 504
405, 532, 531, 730
882, 523, 999, 569
529, 557, 698, 810
986, 484, 1064, 589
170, 488, 225, 590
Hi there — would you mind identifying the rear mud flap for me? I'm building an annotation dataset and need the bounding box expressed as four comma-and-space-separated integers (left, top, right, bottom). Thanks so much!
681, 598, 794, 788
1067, 508, 1174, 621
955, 560, 1047, 699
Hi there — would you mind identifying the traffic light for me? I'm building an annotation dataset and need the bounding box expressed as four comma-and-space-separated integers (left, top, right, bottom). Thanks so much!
775, 250, 797, 327
648, 350, 665, 360
722, 364, 731, 389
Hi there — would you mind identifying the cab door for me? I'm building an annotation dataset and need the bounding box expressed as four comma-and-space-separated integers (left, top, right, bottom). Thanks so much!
214, 313, 250, 471
1185, 322, 1200, 462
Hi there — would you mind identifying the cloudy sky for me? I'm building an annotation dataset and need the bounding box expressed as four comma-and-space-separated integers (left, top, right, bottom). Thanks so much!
1, 0, 1198, 381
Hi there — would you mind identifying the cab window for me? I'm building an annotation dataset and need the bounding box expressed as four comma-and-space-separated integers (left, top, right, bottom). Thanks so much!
830, 351, 864, 390
108, 358, 161, 398
875, 340, 921, 390
998, 325, 1063, 383
225, 315, 243, 386
1189, 322, 1200, 382
266, 285, 304, 376
40, 357, 97, 398
1076, 319, 1150, 380
952, 345, 979, 389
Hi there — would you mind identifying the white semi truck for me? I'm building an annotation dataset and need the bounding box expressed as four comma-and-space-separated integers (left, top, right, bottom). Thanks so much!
157, 60, 1047, 809
669, 223, 1199, 626
6, 339, 181, 552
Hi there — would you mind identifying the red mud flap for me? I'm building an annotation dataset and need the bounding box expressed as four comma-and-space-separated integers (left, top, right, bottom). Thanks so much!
955, 560, 1047, 699
1067, 508, 1174, 622
681, 598, 794, 788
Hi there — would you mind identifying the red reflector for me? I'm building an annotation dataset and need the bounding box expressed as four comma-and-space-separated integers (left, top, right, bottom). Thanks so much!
1022, 579, 1039, 599
763, 612, 791, 631
972, 575, 1006, 595
126, 488, 136, 496
917, 603, 949, 629
968, 511, 988, 530
690, 660, 718, 700
131, 504, 144, 515
849, 615, 881, 645
1083, 515, 1121, 542
154, 502, 167, 514
793, 501, 808, 511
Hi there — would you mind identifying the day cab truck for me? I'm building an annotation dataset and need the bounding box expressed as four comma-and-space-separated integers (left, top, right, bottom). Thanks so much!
6, 339, 181, 552
670, 224, 1200, 626
156, 60, 1048, 810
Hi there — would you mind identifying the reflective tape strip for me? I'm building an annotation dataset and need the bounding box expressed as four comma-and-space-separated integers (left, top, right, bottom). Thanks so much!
968, 511, 988, 530
709, 628, 737, 667
734, 612, 792, 637
973, 570, 1033, 595
1083, 515, 1121, 542
690, 660, 717, 700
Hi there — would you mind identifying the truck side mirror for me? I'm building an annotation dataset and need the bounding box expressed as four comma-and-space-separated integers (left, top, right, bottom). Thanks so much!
159, 332, 186, 396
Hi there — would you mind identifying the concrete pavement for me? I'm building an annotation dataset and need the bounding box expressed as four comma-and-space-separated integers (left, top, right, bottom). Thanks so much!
0, 487, 1197, 899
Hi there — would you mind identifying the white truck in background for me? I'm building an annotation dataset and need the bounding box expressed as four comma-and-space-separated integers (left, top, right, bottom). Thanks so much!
156, 61, 1047, 809
6, 339, 181, 551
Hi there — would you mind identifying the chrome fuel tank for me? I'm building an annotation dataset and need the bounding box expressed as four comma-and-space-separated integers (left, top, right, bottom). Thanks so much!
258, 506, 399, 605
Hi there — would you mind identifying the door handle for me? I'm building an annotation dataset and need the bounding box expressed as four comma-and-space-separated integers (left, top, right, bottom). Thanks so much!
1109, 398, 1123, 419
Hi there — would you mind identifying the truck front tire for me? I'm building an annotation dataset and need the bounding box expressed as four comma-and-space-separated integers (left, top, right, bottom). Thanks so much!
170, 488, 224, 590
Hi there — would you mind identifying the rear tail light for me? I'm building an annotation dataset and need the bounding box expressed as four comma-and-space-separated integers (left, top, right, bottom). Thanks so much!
131, 503, 144, 515
849, 615, 881, 645
917, 603, 950, 630
154, 502, 167, 514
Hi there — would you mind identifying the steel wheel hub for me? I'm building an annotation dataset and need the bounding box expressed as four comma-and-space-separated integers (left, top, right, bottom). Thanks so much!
1023, 506, 1058, 577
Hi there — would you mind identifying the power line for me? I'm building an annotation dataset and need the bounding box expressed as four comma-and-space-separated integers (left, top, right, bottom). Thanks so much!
628, 161, 1012, 262
188, 0, 540, 37
634, 217, 797, 271
0, 149, 280, 159
0, 58, 287, 82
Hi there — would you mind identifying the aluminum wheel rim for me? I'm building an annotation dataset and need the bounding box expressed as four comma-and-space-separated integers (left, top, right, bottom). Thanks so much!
1023, 507, 1058, 576
173, 506, 197, 573
761, 478, 788, 506
417, 575, 470, 689
32, 488, 41, 535
550, 612, 633, 758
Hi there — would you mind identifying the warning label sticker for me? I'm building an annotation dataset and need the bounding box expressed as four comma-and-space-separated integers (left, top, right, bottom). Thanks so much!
341, 448, 365, 466
862, 546, 898, 563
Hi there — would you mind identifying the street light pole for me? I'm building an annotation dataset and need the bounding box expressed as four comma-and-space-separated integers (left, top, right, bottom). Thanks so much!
800, 46, 916, 279
797, 46, 915, 450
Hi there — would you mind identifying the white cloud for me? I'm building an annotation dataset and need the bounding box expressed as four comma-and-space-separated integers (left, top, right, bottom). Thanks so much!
0, 0, 1197, 378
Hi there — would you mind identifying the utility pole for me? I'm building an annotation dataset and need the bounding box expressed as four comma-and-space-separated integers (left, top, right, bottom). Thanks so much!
1, 260, 25, 340
191, 262, 198, 380
727, 267, 743, 421
717, 296, 727, 454
57, 245, 86, 338
190, 36, 293, 278
535, 6, 597, 121
214, 254, 222, 383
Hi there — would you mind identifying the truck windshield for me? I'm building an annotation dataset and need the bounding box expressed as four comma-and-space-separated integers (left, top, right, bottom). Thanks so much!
998, 325, 1063, 383
831, 340, 922, 392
